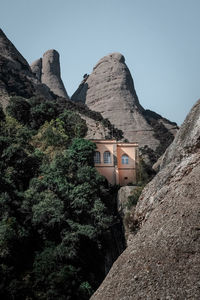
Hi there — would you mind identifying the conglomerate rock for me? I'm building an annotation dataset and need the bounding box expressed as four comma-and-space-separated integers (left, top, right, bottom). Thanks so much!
30, 58, 42, 81
72, 53, 178, 156
41, 49, 69, 99
0, 28, 31, 72
91, 99, 200, 299
31, 50, 69, 99
0, 29, 53, 108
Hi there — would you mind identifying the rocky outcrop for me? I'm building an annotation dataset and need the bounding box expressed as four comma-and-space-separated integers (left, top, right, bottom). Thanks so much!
117, 186, 137, 218
91, 99, 200, 299
72, 53, 178, 164
0, 28, 31, 72
31, 50, 69, 99
40, 50, 69, 99
0, 29, 124, 141
0, 29, 53, 109
31, 58, 42, 81
81, 114, 110, 139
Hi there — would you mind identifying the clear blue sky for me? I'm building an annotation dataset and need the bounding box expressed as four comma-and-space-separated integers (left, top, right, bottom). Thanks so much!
1, 0, 200, 125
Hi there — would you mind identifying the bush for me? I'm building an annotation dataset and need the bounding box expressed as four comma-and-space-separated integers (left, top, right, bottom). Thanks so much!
126, 185, 144, 210
6, 96, 31, 125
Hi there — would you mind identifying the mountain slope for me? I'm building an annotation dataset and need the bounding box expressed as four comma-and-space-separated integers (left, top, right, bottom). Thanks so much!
91, 99, 200, 299
0, 29, 123, 141
72, 52, 178, 163
0, 29, 53, 109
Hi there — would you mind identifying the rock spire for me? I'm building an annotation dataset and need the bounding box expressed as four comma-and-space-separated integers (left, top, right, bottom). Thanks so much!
31, 49, 69, 99
72, 52, 178, 157
0, 29, 53, 108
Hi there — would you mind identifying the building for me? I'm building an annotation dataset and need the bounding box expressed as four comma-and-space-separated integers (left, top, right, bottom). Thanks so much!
91, 139, 138, 186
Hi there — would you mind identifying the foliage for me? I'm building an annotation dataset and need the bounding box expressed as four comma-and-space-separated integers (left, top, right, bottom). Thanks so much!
126, 185, 145, 210
136, 154, 156, 184
143, 109, 176, 159
0, 101, 116, 299
0, 104, 5, 122
6, 95, 122, 140
6, 96, 31, 125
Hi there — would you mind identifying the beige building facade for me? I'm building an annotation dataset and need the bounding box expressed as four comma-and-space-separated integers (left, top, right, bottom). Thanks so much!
92, 140, 138, 186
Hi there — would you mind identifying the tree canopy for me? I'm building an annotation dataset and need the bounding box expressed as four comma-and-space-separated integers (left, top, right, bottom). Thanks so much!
0, 96, 120, 299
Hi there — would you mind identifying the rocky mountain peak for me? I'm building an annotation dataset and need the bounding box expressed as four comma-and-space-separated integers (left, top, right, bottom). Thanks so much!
72, 52, 178, 163
93, 52, 125, 69
0, 29, 54, 107
0, 28, 30, 71
31, 49, 69, 99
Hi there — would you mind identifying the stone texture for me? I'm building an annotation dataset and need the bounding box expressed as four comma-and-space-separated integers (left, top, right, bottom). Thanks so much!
81, 114, 110, 139
41, 49, 69, 99
117, 186, 138, 244
0, 28, 31, 72
0, 30, 123, 142
72, 53, 178, 154
91, 99, 200, 299
30, 58, 42, 81
0, 29, 53, 107
117, 186, 137, 217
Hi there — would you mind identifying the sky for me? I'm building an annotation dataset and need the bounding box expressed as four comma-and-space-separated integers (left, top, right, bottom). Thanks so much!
1, 0, 200, 125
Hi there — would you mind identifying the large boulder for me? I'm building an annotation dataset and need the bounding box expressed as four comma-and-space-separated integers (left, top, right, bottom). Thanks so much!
72, 53, 178, 164
91, 99, 200, 299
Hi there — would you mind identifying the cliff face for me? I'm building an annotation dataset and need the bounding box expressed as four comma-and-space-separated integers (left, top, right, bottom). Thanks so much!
72, 53, 178, 162
91, 99, 200, 299
0, 29, 123, 140
0, 29, 54, 109
31, 50, 69, 99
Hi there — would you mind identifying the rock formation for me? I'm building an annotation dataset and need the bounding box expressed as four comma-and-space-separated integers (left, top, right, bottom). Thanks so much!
30, 58, 42, 81
91, 99, 200, 299
0, 29, 53, 109
0, 29, 124, 141
0, 29, 31, 72
72, 53, 178, 163
31, 50, 69, 99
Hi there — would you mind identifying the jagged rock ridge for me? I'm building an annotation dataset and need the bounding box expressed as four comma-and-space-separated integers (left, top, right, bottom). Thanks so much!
0, 28, 53, 109
0, 29, 123, 141
72, 52, 178, 162
31, 50, 69, 99
91, 99, 200, 299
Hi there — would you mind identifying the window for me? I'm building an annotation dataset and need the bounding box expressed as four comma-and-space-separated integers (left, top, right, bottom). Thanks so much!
104, 151, 111, 163
122, 154, 129, 164
94, 151, 101, 163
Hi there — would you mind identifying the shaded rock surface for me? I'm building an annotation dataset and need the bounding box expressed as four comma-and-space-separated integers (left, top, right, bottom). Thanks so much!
0, 29, 53, 109
72, 53, 178, 163
30, 58, 42, 81
80, 114, 110, 139
0, 29, 31, 72
0, 29, 124, 142
31, 50, 69, 99
117, 186, 137, 218
91, 99, 200, 299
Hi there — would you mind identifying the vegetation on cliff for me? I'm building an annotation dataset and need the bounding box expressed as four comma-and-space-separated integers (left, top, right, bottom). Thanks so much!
0, 98, 121, 299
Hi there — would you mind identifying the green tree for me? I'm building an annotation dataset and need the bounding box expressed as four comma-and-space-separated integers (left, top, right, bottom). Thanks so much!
6, 96, 31, 125
0, 106, 117, 300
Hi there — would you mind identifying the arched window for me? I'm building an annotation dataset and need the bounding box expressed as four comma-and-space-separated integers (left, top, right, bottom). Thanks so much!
94, 151, 101, 163
104, 151, 111, 163
122, 154, 129, 164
